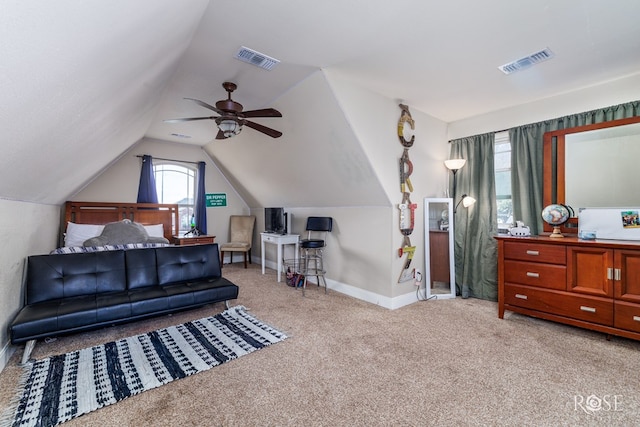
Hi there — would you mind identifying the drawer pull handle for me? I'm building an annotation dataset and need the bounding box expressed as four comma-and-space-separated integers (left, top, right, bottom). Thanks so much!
580, 306, 596, 313
526, 250, 539, 256
526, 272, 540, 278
607, 268, 613, 280
633, 316, 640, 322
515, 294, 528, 300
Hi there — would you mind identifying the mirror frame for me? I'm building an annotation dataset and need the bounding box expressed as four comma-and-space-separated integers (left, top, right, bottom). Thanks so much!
424, 197, 455, 300
543, 115, 640, 233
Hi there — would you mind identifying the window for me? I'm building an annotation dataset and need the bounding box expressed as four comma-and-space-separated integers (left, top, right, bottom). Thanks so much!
495, 131, 513, 231
154, 163, 196, 232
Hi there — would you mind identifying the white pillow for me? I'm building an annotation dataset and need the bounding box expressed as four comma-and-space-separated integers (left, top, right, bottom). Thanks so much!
143, 224, 165, 238
64, 222, 105, 247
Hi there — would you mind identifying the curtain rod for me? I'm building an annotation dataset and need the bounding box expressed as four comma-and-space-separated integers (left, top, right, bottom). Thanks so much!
447, 128, 510, 143
136, 155, 200, 165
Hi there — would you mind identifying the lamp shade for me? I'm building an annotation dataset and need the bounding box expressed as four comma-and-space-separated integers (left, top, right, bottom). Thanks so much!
462, 195, 476, 208
444, 159, 466, 171
454, 193, 476, 213
218, 119, 242, 138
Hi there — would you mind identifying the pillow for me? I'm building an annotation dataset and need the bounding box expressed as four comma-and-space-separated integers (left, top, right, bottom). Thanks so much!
83, 219, 169, 246
64, 222, 105, 247
143, 224, 165, 238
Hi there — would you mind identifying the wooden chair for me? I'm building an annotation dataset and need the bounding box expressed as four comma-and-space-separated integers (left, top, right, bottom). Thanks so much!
220, 215, 256, 268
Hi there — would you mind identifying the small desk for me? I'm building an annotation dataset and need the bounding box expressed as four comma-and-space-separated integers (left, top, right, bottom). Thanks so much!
173, 235, 216, 246
261, 233, 299, 282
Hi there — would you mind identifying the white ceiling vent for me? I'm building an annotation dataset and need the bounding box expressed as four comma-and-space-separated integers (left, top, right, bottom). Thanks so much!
498, 48, 554, 75
235, 46, 280, 71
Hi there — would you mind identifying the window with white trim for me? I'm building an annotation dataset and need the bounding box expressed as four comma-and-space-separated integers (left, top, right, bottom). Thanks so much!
154, 163, 196, 232
495, 131, 513, 231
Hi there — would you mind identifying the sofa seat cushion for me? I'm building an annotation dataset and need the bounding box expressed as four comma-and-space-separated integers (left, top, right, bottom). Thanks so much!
185, 278, 240, 302
128, 287, 170, 316
11, 294, 98, 341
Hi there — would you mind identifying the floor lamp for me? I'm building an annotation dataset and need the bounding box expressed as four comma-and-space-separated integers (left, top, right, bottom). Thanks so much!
444, 159, 476, 296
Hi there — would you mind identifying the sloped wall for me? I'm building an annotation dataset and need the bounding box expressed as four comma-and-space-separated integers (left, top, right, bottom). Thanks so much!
0, 200, 59, 370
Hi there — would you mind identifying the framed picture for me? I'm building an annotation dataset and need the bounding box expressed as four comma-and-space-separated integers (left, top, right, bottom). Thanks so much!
621, 210, 640, 228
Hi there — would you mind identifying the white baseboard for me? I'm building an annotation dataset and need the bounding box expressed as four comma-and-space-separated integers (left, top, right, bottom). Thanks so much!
323, 278, 419, 310
0, 340, 17, 373
255, 256, 419, 310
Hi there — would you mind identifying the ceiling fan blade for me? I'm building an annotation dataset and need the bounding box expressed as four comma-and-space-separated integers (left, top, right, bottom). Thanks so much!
184, 98, 225, 115
244, 120, 283, 138
242, 108, 282, 118
164, 116, 216, 123
215, 129, 226, 140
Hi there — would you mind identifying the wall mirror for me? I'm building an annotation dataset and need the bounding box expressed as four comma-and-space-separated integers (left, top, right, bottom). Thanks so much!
543, 116, 640, 232
424, 198, 455, 299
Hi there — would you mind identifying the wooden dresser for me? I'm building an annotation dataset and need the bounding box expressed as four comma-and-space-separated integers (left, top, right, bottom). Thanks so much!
496, 235, 640, 340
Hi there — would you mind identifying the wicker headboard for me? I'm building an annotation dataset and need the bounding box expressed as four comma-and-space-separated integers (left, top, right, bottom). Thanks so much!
62, 201, 179, 245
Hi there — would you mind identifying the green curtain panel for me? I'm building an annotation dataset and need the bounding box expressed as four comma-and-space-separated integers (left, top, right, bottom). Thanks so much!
449, 132, 497, 301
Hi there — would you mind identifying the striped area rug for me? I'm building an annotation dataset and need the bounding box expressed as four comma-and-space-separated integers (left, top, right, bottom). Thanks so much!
2, 306, 287, 427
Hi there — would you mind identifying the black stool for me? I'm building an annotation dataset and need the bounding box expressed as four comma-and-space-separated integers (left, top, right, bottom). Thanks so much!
299, 217, 333, 295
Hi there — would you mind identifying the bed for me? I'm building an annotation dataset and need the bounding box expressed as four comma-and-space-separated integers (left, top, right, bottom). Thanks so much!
58, 201, 180, 251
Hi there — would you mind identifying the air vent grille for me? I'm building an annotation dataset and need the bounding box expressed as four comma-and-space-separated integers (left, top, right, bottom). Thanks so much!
170, 133, 191, 139
235, 46, 280, 71
498, 48, 554, 75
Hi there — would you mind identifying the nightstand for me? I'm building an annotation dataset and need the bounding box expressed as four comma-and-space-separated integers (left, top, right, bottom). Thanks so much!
173, 235, 216, 246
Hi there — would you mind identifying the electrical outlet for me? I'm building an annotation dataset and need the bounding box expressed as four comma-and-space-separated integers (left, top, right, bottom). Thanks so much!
414, 269, 422, 286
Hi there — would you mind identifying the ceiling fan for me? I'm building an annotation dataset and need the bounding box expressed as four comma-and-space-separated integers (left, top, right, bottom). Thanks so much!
165, 82, 282, 139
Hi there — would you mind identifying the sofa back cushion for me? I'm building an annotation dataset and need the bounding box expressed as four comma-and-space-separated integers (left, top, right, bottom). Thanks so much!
125, 248, 158, 289
26, 251, 126, 304
155, 244, 220, 286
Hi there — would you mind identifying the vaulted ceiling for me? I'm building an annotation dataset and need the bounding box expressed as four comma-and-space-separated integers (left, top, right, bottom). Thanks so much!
2, 0, 640, 206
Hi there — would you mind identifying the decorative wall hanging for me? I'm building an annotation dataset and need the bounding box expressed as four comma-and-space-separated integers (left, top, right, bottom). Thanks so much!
397, 104, 417, 283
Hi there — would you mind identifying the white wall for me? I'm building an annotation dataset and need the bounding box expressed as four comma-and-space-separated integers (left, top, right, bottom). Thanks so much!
0, 200, 59, 371
448, 74, 640, 139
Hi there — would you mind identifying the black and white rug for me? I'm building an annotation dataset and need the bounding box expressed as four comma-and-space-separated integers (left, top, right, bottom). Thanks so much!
1, 306, 287, 427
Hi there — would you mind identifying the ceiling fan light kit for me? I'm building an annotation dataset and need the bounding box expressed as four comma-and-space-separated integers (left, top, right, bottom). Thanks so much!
165, 82, 282, 139
218, 119, 242, 138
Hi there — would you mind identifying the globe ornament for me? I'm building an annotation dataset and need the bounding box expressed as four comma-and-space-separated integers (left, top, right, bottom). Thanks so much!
541, 204, 573, 238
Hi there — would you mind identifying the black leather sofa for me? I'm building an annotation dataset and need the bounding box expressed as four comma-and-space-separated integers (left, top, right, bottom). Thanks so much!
10, 243, 238, 363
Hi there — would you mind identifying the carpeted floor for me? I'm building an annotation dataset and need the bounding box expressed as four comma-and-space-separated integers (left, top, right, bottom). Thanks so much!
1, 263, 640, 426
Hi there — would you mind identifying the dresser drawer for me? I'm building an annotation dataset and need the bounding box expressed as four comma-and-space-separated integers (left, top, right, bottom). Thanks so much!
614, 301, 640, 333
504, 260, 566, 290
174, 236, 216, 245
262, 234, 278, 243
505, 284, 613, 326
503, 241, 566, 265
